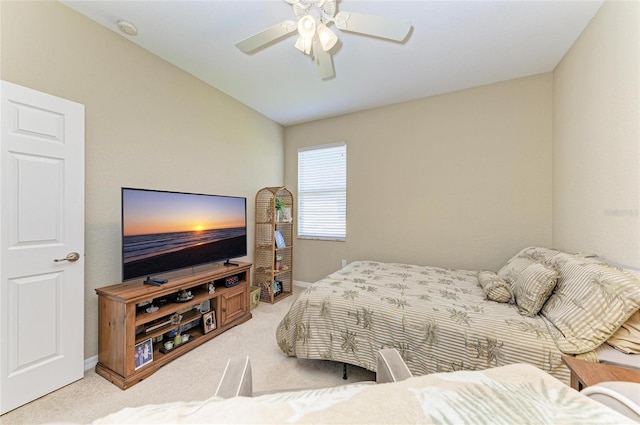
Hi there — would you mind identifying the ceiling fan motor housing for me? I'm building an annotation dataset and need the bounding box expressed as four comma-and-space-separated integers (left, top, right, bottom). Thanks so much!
293, 0, 337, 25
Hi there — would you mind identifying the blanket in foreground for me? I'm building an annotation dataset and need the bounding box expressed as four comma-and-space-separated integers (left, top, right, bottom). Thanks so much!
92, 364, 632, 424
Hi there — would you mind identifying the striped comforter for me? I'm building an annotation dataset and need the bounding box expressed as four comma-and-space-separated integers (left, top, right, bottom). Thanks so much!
276, 261, 574, 384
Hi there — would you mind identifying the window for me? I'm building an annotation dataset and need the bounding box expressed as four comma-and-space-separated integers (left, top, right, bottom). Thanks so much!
297, 143, 346, 241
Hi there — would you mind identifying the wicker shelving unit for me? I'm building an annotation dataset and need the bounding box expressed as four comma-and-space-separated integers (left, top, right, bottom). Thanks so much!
254, 187, 294, 304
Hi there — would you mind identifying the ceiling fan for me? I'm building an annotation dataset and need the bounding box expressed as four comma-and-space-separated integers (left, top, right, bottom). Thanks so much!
235, 0, 412, 80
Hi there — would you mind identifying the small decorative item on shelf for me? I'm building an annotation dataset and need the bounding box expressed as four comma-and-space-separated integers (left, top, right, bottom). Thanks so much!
275, 255, 283, 272
167, 313, 183, 338
198, 300, 211, 314
208, 282, 215, 294
176, 290, 193, 302
173, 333, 182, 346
145, 305, 158, 314
159, 333, 192, 354
281, 207, 292, 223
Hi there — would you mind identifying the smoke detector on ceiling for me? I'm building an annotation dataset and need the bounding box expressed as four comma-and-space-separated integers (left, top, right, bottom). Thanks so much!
117, 20, 138, 37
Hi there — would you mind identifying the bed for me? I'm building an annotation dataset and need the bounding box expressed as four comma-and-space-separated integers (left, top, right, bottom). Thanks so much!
276, 247, 640, 384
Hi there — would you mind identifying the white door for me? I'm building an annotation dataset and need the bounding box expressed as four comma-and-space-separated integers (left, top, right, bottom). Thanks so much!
0, 81, 85, 414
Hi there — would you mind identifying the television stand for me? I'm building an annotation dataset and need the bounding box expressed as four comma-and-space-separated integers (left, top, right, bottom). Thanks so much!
144, 276, 169, 286
95, 262, 252, 389
224, 260, 239, 267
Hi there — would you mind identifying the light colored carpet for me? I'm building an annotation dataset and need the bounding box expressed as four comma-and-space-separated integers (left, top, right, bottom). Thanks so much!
0, 287, 374, 424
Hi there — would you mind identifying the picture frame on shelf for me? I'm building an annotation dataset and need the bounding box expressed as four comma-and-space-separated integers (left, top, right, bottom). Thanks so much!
274, 230, 286, 248
203, 311, 216, 334
279, 207, 292, 223
273, 280, 283, 297
134, 338, 153, 370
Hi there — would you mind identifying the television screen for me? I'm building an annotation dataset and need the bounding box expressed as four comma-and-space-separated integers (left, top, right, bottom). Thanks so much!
122, 188, 247, 281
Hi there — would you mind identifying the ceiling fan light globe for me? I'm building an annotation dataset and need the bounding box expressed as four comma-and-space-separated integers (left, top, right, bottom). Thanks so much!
298, 15, 317, 39
317, 24, 338, 51
294, 36, 313, 55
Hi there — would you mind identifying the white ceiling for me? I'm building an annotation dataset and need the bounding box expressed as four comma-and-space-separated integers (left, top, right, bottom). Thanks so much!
60, 0, 603, 126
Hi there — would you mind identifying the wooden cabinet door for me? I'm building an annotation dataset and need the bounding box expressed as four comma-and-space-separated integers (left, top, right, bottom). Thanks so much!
220, 285, 247, 327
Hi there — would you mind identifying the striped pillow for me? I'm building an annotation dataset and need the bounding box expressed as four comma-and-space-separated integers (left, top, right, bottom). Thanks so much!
498, 256, 534, 288
512, 262, 558, 316
542, 254, 640, 354
498, 246, 561, 288
477, 271, 513, 303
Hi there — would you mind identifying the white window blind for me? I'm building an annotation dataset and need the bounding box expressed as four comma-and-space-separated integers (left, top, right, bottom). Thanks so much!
298, 143, 346, 241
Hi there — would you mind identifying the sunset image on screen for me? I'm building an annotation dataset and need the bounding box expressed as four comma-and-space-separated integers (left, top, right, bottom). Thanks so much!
122, 189, 245, 237
121, 189, 248, 280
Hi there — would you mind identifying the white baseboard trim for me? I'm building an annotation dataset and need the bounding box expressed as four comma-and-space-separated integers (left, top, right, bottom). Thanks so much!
293, 280, 313, 288
85, 355, 98, 371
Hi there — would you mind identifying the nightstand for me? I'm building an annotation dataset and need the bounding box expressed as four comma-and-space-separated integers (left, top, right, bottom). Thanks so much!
562, 355, 640, 391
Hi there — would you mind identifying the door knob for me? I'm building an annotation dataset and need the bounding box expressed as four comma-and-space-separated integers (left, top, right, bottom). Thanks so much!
54, 252, 80, 262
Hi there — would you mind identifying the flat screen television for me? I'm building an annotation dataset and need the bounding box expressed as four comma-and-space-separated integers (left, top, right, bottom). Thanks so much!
121, 187, 247, 281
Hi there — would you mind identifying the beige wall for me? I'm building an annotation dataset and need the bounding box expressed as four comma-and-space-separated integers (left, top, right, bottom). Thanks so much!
285, 74, 554, 282
1, 1, 284, 359
553, 0, 640, 268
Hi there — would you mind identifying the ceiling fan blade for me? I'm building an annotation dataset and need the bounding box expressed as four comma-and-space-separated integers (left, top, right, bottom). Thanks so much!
235, 20, 297, 53
314, 42, 335, 80
334, 11, 411, 41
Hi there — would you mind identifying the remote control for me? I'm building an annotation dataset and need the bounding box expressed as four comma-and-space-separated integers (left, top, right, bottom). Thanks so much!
144, 277, 169, 286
